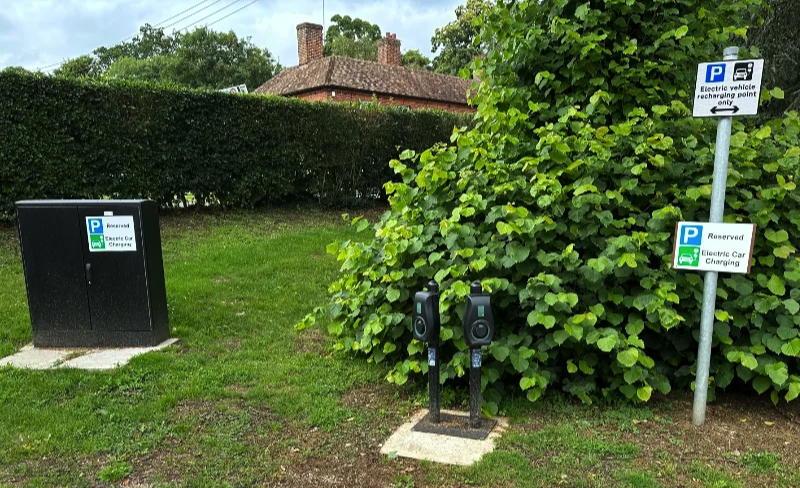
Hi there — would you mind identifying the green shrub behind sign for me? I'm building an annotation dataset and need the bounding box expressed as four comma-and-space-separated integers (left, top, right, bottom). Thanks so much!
300, 0, 800, 413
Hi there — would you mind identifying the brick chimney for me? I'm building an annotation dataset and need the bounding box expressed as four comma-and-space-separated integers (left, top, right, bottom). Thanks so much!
297, 23, 323, 65
378, 33, 401, 66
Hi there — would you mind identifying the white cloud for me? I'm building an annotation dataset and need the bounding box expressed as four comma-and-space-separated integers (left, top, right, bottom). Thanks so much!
0, 0, 463, 71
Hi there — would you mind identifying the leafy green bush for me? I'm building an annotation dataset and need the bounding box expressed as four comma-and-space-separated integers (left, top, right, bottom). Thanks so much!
300, 0, 800, 413
0, 73, 471, 221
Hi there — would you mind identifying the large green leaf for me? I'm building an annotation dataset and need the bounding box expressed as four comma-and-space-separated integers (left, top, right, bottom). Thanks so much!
492, 345, 510, 362
507, 242, 531, 264
765, 229, 789, 243
752, 376, 771, 394
787, 382, 800, 402
617, 348, 639, 368
386, 287, 401, 302
597, 335, 617, 352
782, 339, 800, 357
764, 362, 788, 386
767, 275, 786, 296
783, 299, 800, 314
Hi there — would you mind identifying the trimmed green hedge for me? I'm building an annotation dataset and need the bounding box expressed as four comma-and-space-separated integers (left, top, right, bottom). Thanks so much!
0, 73, 472, 220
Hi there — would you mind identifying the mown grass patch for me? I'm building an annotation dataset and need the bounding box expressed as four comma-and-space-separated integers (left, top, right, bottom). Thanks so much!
1, 209, 799, 487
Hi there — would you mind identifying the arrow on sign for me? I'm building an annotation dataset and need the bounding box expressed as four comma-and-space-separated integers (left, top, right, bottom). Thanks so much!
711, 106, 740, 114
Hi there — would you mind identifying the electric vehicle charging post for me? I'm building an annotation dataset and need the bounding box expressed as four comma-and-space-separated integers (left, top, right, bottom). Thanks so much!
462, 282, 495, 428
413, 280, 441, 423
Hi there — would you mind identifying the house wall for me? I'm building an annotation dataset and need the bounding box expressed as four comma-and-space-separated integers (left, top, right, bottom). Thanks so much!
294, 88, 476, 113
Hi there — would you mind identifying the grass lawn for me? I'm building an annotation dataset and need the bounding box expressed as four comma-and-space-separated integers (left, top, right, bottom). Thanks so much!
1, 209, 799, 488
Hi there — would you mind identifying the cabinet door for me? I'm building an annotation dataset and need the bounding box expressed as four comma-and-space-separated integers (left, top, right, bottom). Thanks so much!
17, 205, 92, 330
78, 206, 152, 331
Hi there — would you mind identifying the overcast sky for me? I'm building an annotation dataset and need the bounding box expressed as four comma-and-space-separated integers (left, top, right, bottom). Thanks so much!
0, 0, 462, 72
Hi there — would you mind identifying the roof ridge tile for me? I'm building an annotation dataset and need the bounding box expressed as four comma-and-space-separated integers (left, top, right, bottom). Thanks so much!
255, 55, 471, 105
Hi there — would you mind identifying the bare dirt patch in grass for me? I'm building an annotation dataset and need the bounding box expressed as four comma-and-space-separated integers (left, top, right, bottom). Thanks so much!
612, 393, 800, 463
340, 381, 407, 412
275, 452, 420, 488
294, 328, 328, 355
579, 392, 800, 486
221, 336, 243, 351
146, 395, 422, 488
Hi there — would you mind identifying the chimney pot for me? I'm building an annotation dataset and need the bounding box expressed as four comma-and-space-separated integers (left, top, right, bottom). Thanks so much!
297, 23, 323, 66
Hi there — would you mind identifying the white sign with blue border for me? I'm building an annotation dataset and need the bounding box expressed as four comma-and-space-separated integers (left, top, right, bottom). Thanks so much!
672, 222, 756, 274
86, 216, 137, 252
693, 59, 764, 118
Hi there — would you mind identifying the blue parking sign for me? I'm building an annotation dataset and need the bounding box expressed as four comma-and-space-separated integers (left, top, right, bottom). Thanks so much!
705, 63, 726, 83
88, 218, 104, 234
680, 224, 703, 246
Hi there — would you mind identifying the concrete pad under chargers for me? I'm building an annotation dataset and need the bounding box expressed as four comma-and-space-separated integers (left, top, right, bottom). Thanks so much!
381, 409, 508, 466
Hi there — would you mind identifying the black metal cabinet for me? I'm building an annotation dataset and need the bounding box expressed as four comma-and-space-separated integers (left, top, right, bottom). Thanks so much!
16, 200, 170, 347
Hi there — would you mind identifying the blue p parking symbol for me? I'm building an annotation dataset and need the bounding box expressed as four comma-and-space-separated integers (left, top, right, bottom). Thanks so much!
705, 64, 726, 83
88, 218, 104, 234
680, 225, 703, 246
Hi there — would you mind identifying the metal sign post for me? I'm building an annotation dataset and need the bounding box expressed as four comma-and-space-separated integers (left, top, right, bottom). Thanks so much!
690, 46, 763, 426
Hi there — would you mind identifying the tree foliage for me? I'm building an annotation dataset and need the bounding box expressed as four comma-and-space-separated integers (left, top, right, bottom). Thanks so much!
94, 24, 180, 73
301, 0, 800, 412
750, 0, 800, 116
162, 28, 280, 90
322, 14, 430, 70
325, 36, 379, 61
104, 56, 178, 84
431, 0, 494, 76
52, 24, 280, 90
0, 66, 32, 76
401, 50, 433, 71
325, 14, 382, 43
53, 55, 99, 78
324, 15, 382, 60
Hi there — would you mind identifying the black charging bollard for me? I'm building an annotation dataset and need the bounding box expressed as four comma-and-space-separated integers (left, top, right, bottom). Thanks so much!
463, 281, 495, 428
413, 280, 441, 423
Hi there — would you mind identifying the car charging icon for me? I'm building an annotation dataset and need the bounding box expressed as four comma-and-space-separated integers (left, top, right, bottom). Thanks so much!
678, 247, 701, 266
732, 62, 754, 81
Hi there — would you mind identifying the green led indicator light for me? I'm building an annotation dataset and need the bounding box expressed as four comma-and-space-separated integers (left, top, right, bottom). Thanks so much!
417, 303, 421, 313
478, 305, 485, 317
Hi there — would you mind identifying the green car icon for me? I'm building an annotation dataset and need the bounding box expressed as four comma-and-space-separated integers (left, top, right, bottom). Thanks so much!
677, 246, 700, 267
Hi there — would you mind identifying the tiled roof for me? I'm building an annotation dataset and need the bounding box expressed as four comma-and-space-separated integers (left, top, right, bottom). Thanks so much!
254, 56, 471, 105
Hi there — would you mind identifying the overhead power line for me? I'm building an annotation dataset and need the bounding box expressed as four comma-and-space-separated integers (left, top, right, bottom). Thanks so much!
154, 0, 215, 27
202, 0, 261, 30
159, 0, 230, 30
174, 0, 246, 32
